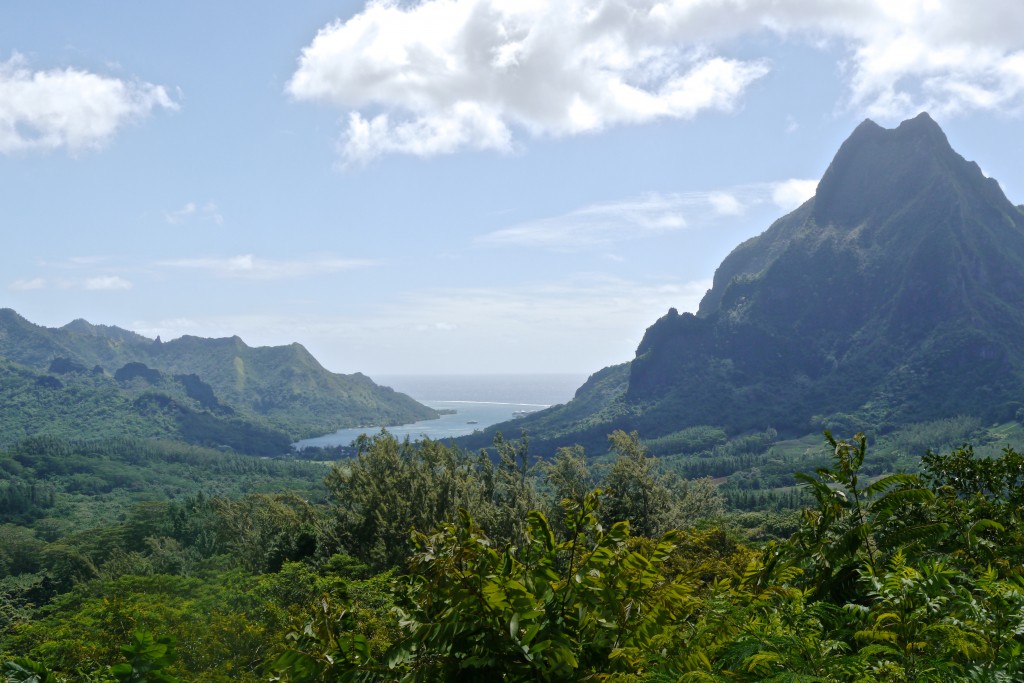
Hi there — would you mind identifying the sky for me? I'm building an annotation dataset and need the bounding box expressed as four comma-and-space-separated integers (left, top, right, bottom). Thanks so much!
2, 1, 1024, 377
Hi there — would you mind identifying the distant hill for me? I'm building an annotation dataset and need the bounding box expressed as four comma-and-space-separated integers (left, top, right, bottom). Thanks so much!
0, 311, 437, 440
0, 357, 293, 454
468, 113, 1024, 453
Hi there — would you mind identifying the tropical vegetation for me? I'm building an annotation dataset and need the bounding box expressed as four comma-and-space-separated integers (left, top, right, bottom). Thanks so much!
1, 428, 1021, 682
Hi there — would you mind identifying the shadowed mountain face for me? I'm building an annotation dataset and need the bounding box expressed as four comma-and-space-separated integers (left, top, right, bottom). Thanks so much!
0, 312, 437, 440
471, 113, 1024, 452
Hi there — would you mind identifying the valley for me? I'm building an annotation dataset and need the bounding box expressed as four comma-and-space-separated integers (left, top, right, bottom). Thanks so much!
3, 110, 1024, 681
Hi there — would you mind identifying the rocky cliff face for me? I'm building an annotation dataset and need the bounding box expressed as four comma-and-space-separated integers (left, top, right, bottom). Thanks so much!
628, 113, 1024, 435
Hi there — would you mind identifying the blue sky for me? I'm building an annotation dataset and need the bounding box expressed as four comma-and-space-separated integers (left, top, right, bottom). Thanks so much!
2, 1, 1024, 375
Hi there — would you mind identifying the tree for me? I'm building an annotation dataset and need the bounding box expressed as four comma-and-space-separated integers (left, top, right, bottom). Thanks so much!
540, 445, 592, 536
601, 430, 672, 538
600, 430, 725, 537
543, 445, 592, 508
272, 492, 694, 682
784, 431, 931, 602
1, 630, 179, 683
323, 432, 492, 569
919, 444, 1024, 571
109, 631, 179, 683
322, 431, 538, 569
485, 433, 539, 548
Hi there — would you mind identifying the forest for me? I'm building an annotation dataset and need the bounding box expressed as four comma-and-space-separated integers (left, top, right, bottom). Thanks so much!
2, 429, 1022, 682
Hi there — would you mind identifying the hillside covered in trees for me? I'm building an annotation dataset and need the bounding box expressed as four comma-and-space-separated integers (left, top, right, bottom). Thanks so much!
0, 309, 437, 441
1, 430, 1022, 681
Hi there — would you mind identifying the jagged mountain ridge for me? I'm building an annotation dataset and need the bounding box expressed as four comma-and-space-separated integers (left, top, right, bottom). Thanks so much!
468, 113, 1024, 452
0, 310, 437, 439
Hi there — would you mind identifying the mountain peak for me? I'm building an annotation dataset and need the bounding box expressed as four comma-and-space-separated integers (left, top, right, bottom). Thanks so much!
812, 111, 968, 227
896, 110, 942, 132
502, 112, 1024, 447
61, 318, 151, 345
846, 111, 945, 144
62, 318, 97, 334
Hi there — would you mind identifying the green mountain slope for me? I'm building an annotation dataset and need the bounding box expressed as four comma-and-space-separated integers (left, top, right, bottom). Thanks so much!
0, 311, 437, 439
484, 362, 633, 453
145, 335, 432, 438
471, 113, 1024, 451
0, 358, 293, 454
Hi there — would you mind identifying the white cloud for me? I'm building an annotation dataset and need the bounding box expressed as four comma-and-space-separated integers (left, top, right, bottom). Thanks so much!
478, 181, 818, 250
9, 274, 133, 291
289, 0, 769, 163
771, 178, 818, 210
158, 254, 378, 280
840, 2, 1024, 118
708, 191, 743, 216
0, 52, 177, 154
341, 104, 514, 163
478, 193, 689, 248
413, 321, 460, 333
165, 201, 224, 225
84, 275, 133, 290
290, 0, 1024, 162
63, 255, 112, 267
639, 0, 1024, 119
9, 278, 46, 291
165, 202, 197, 223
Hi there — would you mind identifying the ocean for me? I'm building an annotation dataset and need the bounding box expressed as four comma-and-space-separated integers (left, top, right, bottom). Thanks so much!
294, 373, 589, 449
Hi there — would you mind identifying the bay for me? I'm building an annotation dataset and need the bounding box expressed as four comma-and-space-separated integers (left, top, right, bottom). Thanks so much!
294, 373, 587, 449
